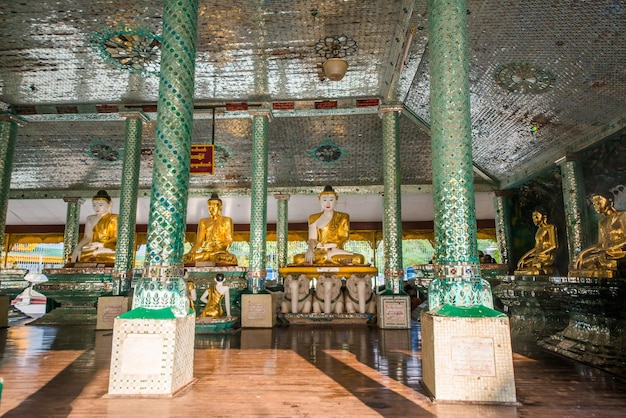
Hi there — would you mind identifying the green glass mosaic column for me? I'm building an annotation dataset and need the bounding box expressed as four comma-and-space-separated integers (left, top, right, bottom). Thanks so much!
247, 110, 271, 293
494, 191, 513, 266
114, 112, 146, 295
427, 0, 494, 313
62, 197, 83, 265
380, 105, 404, 294
0, 114, 19, 255
132, 0, 198, 317
275, 193, 289, 276
559, 156, 590, 266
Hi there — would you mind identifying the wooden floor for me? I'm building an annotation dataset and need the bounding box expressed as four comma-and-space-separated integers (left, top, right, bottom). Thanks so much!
1, 317, 625, 417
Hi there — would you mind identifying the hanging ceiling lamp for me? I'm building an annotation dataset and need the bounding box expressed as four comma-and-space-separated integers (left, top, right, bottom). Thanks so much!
315, 35, 357, 82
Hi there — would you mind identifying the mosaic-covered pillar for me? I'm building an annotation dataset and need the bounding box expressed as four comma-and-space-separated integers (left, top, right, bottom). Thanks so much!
427, 0, 492, 311
113, 112, 146, 294
0, 114, 20, 255
493, 190, 513, 267
62, 197, 83, 265
559, 155, 589, 266
132, 0, 198, 316
380, 105, 404, 293
275, 193, 289, 277
247, 110, 272, 293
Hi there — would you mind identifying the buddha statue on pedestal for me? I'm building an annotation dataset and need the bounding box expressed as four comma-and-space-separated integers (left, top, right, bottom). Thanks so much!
572, 192, 626, 277
70, 190, 118, 264
291, 185, 366, 266
515, 207, 558, 275
184, 193, 238, 266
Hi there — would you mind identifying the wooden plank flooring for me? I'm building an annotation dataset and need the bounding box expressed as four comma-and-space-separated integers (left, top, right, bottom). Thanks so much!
0, 320, 625, 417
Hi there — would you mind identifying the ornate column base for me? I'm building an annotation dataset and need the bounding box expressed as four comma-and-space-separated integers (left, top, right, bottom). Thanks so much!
108, 313, 196, 396
421, 311, 517, 404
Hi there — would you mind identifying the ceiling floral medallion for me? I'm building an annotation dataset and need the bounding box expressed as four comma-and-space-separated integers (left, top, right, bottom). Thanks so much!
312, 139, 344, 164
94, 25, 162, 76
315, 35, 357, 59
89, 140, 120, 162
494, 62, 555, 94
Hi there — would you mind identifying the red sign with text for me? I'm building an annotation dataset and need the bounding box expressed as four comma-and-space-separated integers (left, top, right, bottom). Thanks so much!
190, 144, 214, 174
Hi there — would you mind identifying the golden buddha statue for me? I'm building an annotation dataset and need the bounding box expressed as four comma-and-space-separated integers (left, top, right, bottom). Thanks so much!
572, 192, 626, 276
183, 193, 238, 265
515, 207, 558, 275
291, 186, 366, 266
70, 190, 118, 263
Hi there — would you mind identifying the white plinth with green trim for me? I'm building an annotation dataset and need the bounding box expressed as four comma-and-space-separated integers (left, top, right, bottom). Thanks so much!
107, 308, 195, 396
420, 307, 517, 404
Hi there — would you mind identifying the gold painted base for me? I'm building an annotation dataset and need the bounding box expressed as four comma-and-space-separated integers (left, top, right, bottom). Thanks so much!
568, 269, 618, 278
515, 266, 557, 276
279, 266, 378, 280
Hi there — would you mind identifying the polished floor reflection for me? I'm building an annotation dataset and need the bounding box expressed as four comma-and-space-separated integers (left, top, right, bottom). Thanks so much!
1, 319, 625, 417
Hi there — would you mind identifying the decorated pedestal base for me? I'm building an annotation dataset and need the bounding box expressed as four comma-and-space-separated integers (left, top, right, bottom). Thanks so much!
377, 294, 410, 329
108, 310, 196, 396
0, 268, 29, 297
420, 309, 517, 404
568, 268, 620, 278
536, 276, 626, 376
282, 312, 373, 325
492, 275, 570, 341
0, 268, 30, 318
195, 316, 239, 334
33, 267, 114, 325
279, 265, 378, 280
481, 263, 510, 276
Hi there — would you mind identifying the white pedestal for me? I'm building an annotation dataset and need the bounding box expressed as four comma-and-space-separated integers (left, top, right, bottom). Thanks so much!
96, 296, 130, 330
108, 314, 195, 396
377, 294, 410, 329
421, 312, 517, 403
241, 293, 276, 328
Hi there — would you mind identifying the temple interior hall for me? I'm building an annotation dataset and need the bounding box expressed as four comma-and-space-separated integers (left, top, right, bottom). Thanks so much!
2, 1, 626, 417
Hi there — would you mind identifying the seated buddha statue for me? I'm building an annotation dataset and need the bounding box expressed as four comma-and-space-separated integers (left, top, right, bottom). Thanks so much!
515, 207, 558, 275
573, 192, 626, 274
291, 186, 366, 266
70, 190, 119, 263
183, 193, 238, 265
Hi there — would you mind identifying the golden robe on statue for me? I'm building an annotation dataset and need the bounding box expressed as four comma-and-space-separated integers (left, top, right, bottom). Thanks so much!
292, 211, 365, 266
77, 213, 118, 263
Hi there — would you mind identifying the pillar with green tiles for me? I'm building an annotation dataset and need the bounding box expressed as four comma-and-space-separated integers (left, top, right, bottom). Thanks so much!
275, 193, 289, 278
113, 112, 146, 295
380, 105, 404, 294
427, 0, 494, 314
131, 0, 198, 316
62, 197, 83, 265
493, 191, 513, 267
0, 114, 20, 256
559, 155, 590, 267
247, 110, 271, 293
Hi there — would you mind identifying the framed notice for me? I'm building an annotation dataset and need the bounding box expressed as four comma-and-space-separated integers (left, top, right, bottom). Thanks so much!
190, 144, 214, 174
